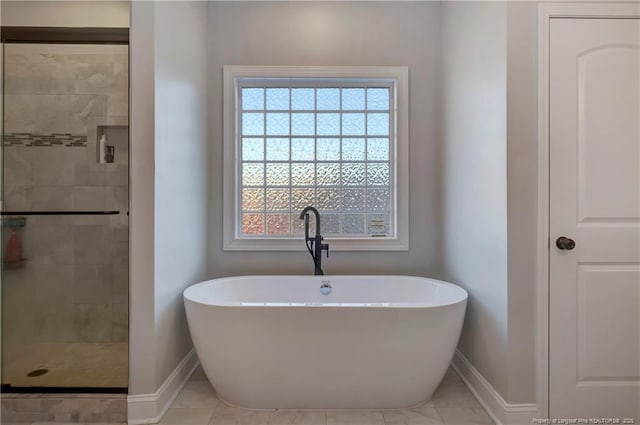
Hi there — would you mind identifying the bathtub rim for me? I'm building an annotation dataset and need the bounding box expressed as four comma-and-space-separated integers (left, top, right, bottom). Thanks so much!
183, 274, 468, 309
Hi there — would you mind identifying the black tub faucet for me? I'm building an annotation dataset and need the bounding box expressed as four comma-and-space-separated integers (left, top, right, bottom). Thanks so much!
299, 206, 329, 275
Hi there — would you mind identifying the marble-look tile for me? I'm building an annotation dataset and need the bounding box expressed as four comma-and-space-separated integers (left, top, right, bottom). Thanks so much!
32, 148, 76, 186
190, 365, 209, 381
3, 146, 35, 188
434, 407, 493, 425
443, 367, 462, 384
73, 225, 113, 264
382, 405, 443, 424
0, 411, 55, 423
72, 211, 111, 226
3, 94, 36, 133
160, 407, 215, 424
76, 163, 107, 186
326, 411, 384, 425
4, 94, 102, 135
106, 164, 129, 186
73, 303, 113, 342
429, 381, 481, 408
172, 380, 219, 408
27, 186, 73, 211
111, 226, 129, 243
210, 403, 270, 425
107, 185, 129, 213
112, 239, 129, 264
31, 422, 126, 425
1, 398, 43, 412
4, 51, 75, 94
4, 342, 127, 387
73, 186, 108, 210
70, 94, 108, 134
113, 262, 129, 304
40, 398, 126, 422
268, 410, 326, 425
72, 265, 114, 303
75, 62, 119, 95
112, 303, 129, 342
21, 217, 74, 265
107, 93, 129, 117
3, 185, 33, 210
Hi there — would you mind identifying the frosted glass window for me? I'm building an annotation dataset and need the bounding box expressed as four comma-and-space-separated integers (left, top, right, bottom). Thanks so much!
242, 138, 264, 161
342, 138, 365, 161
236, 78, 396, 239
266, 138, 289, 161
292, 88, 315, 110
342, 113, 365, 136
317, 113, 340, 136
242, 88, 264, 110
266, 113, 289, 135
367, 138, 389, 161
267, 188, 290, 211
242, 113, 264, 136
292, 113, 315, 136
266, 88, 289, 110
367, 113, 389, 136
317, 88, 340, 110
367, 88, 389, 110
291, 163, 315, 186
317, 138, 340, 161
342, 163, 366, 186
291, 138, 315, 161
342, 88, 365, 110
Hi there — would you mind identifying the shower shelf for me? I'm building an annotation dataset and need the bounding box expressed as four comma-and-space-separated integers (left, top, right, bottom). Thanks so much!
1, 216, 26, 228
3, 258, 26, 269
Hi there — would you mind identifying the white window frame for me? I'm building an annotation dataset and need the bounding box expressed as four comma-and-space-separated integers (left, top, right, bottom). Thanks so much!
223, 65, 409, 251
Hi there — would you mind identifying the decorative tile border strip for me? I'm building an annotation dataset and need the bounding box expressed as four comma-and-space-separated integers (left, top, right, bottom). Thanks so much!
3, 133, 87, 147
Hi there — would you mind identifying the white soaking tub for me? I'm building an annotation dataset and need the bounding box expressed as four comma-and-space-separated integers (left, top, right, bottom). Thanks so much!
183, 275, 467, 410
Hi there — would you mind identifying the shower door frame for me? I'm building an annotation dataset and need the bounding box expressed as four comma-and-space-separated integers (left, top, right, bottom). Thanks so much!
0, 26, 130, 394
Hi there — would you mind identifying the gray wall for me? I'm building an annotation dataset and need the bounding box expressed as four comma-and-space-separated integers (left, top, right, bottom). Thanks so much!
153, 1, 209, 388
1, 1, 128, 27
129, 1, 156, 396
442, 2, 538, 403
440, 1, 509, 399
207, 1, 442, 278
506, 1, 538, 404
129, 0, 210, 394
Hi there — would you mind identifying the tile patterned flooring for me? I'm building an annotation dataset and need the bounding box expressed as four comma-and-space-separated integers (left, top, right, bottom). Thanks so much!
156, 365, 493, 425
2, 342, 128, 388
3, 364, 493, 425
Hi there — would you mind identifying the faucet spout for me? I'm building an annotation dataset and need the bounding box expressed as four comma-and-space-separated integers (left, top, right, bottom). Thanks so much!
299, 206, 329, 276
299, 206, 321, 236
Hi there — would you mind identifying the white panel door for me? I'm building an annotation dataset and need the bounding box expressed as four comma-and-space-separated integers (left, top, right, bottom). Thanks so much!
550, 18, 640, 419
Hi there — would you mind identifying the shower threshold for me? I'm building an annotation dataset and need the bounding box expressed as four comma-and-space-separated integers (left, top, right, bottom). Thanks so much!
1, 384, 127, 393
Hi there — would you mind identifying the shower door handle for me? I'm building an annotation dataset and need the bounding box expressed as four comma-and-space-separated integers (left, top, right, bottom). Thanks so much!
0, 211, 120, 216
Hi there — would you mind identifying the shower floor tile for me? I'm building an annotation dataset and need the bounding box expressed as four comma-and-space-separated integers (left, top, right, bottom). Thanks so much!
2, 342, 128, 388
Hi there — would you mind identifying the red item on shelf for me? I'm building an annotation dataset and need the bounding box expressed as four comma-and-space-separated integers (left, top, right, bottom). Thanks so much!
5, 229, 22, 263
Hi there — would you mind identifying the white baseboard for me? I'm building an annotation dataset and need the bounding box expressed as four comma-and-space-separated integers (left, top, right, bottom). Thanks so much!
128, 349, 200, 424
451, 350, 538, 425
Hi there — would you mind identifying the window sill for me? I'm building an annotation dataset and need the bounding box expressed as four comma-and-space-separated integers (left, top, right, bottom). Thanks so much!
223, 237, 409, 252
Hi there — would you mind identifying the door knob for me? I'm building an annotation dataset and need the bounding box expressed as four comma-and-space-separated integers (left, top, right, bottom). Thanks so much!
555, 236, 576, 250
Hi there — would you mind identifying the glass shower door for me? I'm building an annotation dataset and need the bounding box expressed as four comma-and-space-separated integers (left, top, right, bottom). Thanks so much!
1, 43, 129, 390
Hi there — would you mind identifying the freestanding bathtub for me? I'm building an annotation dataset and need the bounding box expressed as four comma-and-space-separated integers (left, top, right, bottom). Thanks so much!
183, 275, 467, 410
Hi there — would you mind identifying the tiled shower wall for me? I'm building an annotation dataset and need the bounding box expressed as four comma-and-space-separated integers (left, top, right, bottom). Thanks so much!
2, 44, 128, 355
